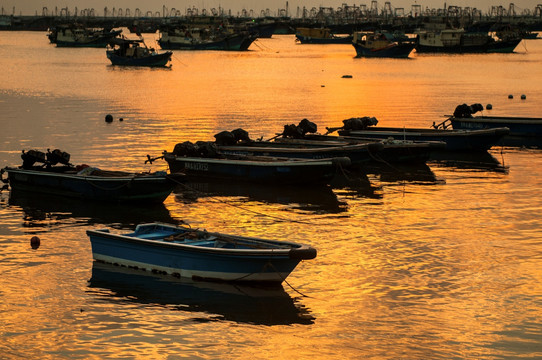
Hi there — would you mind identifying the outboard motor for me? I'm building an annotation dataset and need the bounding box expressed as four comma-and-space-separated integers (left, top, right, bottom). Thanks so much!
282, 124, 304, 138
470, 103, 484, 115
214, 131, 237, 146
231, 128, 251, 143
195, 141, 218, 158
21, 149, 46, 169
342, 116, 378, 130
173, 141, 198, 156
297, 118, 317, 134
281, 119, 319, 139
46, 149, 71, 166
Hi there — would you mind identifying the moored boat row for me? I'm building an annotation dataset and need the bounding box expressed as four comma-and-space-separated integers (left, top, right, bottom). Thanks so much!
4, 104, 540, 286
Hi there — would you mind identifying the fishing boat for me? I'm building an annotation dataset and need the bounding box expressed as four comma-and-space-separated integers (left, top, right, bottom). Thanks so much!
331, 122, 509, 151
352, 31, 416, 58
415, 27, 522, 53
273, 136, 443, 164
86, 222, 317, 284
1, 149, 180, 203
106, 37, 172, 67
158, 26, 256, 50
53, 25, 123, 47
161, 149, 350, 185
295, 27, 353, 44
217, 142, 382, 166
440, 103, 542, 148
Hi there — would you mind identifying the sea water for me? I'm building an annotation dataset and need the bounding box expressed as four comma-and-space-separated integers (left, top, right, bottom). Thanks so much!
0, 31, 541, 359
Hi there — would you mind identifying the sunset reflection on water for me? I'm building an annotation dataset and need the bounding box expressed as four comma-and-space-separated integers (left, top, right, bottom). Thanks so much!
0, 31, 541, 359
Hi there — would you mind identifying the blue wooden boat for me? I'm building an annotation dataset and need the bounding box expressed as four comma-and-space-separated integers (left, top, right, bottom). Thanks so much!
216, 142, 383, 166
295, 27, 353, 44
106, 38, 172, 67
335, 126, 509, 151
1, 149, 179, 203
162, 151, 349, 185
442, 104, 542, 148
352, 31, 416, 58
272, 136, 444, 164
86, 222, 317, 284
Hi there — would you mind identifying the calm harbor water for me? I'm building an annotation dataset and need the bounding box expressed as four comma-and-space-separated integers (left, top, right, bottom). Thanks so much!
1, 31, 542, 359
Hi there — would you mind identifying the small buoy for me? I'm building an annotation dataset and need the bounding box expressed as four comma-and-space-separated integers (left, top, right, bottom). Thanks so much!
119, 117, 124, 122
30, 236, 40, 249
486, 104, 493, 110
105, 114, 113, 123
508, 94, 514, 99
521, 94, 526, 100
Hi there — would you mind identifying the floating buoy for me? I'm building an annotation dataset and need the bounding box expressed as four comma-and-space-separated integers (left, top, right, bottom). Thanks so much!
119, 117, 124, 122
521, 94, 526, 100
486, 104, 493, 110
105, 114, 113, 123
508, 94, 514, 99
30, 236, 40, 249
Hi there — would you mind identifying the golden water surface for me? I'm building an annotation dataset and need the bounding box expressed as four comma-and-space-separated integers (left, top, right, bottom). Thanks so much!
0, 31, 541, 359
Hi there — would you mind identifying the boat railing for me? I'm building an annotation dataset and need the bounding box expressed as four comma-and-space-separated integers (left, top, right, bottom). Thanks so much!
432, 118, 453, 129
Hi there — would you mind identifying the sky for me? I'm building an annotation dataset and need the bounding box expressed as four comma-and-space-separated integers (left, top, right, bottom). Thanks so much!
1, 1, 540, 17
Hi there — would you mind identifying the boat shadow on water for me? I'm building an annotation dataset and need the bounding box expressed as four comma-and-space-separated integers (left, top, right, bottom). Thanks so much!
87, 261, 315, 326
7, 189, 175, 228
359, 161, 444, 185
427, 150, 509, 174
172, 178, 350, 214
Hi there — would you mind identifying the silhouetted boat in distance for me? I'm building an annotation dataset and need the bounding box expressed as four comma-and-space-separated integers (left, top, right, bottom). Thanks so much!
352, 31, 416, 58
295, 27, 353, 44
106, 37, 172, 67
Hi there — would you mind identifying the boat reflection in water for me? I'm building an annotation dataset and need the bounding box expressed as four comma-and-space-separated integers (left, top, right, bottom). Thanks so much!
173, 179, 349, 214
8, 189, 174, 228
428, 150, 509, 173
88, 261, 314, 326
361, 162, 443, 185
329, 167, 383, 199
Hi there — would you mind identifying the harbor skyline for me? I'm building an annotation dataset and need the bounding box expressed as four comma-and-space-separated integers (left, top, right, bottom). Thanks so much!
1, 0, 540, 17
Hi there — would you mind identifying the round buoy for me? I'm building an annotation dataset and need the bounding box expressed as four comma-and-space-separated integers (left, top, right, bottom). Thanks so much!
521, 94, 526, 100
105, 114, 113, 123
30, 236, 40, 249
486, 104, 493, 110
119, 117, 124, 122
508, 94, 514, 99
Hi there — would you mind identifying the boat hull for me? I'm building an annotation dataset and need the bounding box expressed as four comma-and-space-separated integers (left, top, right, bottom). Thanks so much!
217, 143, 383, 166
106, 51, 172, 67
338, 127, 509, 151
158, 33, 255, 51
353, 42, 416, 58
87, 223, 316, 284
416, 38, 522, 53
450, 116, 542, 147
295, 34, 353, 44
4, 167, 175, 203
164, 154, 344, 185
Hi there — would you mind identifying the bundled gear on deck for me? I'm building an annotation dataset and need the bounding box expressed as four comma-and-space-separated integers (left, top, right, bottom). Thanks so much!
453, 103, 484, 118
